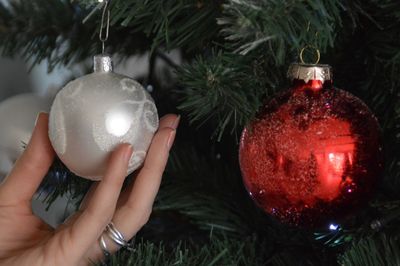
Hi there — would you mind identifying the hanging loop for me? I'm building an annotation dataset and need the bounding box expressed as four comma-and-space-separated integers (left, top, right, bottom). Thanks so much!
99, 0, 110, 54
299, 45, 320, 65
301, 21, 320, 64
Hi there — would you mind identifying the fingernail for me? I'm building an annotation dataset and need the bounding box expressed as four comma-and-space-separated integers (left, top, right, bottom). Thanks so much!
171, 115, 181, 130
166, 130, 176, 150
123, 144, 133, 162
34, 112, 46, 126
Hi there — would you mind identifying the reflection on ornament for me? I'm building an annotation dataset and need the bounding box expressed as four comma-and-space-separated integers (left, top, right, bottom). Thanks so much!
239, 63, 383, 227
312, 118, 355, 201
105, 111, 132, 137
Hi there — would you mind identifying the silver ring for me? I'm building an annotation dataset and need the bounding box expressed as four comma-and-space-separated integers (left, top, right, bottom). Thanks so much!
107, 223, 124, 242
99, 235, 111, 258
105, 222, 133, 249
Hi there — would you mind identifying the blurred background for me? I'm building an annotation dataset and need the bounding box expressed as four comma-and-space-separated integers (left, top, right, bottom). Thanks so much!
0, 54, 72, 227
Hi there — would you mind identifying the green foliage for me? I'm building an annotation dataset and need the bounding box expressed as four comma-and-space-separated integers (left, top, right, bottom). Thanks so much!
218, 0, 344, 63
314, 226, 356, 247
157, 144, 249, 234
0, 0, 80, 69
176, 51, 270, 139
39, 157, 91, 210
339, 233, 400, 266
103, 236, 268, 266
0, 0, 221, 70
155, 142, 272, 237
108, 0, 221, 52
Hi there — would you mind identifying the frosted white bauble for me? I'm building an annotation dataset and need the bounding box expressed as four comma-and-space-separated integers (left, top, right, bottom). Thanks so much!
0, 93, 51, 176
49, 55, 159, 180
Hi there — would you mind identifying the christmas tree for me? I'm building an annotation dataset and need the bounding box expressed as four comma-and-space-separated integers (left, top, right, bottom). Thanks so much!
1, 0, 400, 265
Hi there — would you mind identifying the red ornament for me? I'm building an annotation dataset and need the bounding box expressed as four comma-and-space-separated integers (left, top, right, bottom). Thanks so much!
239, 63, 383, 227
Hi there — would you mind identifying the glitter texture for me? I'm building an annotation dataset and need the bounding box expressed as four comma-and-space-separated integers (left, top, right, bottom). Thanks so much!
239, 66, 383, 227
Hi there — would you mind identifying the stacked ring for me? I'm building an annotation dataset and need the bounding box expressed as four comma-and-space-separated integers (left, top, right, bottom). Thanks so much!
105, 222, 133, 249
99, 221, 134, 259
99, 235, 111, 260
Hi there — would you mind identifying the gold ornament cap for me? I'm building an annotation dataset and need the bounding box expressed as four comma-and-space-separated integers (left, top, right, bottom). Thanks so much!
287, 63, 332, 83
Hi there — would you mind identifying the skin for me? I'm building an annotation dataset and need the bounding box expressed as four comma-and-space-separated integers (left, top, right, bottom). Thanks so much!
0, 112, 179, 266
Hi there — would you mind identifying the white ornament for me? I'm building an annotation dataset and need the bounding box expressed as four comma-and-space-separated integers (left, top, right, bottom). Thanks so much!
49, 55, 159, 180
0, 93, 51, 177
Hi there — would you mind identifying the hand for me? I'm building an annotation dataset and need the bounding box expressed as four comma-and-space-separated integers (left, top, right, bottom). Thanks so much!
0, 113, 179, 266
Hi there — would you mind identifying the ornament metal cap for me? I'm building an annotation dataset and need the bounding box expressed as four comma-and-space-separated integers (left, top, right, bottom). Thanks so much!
94, 54, 113, 73
287, 63, 332, 83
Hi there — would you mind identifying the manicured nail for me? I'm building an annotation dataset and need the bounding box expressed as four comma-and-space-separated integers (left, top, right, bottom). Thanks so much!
171, 115, 181, 130
34, 112, 46, 126
123, 144, 133, 162
166, 130, 176, 150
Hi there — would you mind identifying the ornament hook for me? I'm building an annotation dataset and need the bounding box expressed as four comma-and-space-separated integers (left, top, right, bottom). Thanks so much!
299, 45, 320, 65
99, 0, 110, 54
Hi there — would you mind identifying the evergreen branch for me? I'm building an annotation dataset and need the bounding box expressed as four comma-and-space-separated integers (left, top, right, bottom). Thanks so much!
314, 226, 357, 248
339, 233, 400, 266
38, 157, 91, 210
108, 0, 222, 52
103, 236, 269, 266
0, 0, 222, 70
218, 0, 352, 64
155, 143, 267, 236
0, 0, 82, 70
176, 51, 280, 139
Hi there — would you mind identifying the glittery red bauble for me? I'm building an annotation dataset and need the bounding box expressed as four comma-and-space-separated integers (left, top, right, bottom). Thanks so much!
239, 66, 383, 227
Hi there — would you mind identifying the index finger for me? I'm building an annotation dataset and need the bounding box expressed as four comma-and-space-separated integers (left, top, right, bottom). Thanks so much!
109, 114, 179, 242
62, 144, 132, 259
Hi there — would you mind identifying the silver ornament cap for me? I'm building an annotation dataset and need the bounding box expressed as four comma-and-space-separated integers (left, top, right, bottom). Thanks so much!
287, 63, 332, 83
94, 54, 113, 73
49, 54, 159, 180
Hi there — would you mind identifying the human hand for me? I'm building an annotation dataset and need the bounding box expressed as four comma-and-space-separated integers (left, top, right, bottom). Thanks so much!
0, 112, 179, 266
